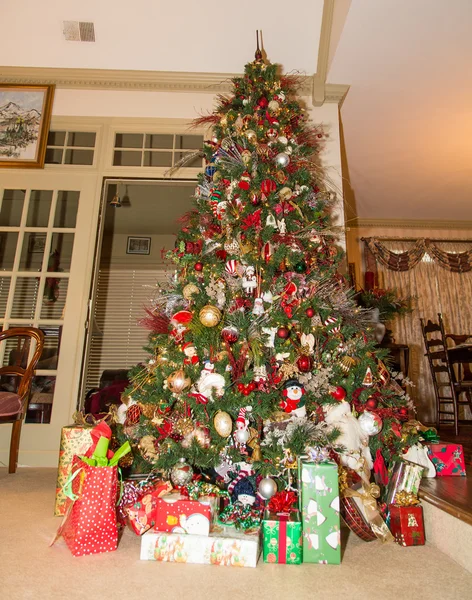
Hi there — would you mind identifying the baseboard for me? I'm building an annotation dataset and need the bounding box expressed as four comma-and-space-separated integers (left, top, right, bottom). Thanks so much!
0, 449, 59, 469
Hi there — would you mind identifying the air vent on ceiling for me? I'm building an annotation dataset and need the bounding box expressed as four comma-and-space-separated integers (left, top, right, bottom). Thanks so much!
63, 21, 95, 42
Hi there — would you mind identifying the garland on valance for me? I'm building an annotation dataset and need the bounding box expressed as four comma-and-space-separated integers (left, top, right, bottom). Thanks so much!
362, 238, 472, 272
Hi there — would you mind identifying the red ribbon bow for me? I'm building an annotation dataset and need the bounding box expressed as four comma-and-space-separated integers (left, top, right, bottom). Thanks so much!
267, 491, 297, 514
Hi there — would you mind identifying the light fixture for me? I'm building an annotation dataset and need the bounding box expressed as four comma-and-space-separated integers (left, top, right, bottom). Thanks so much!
109, 183, 122, 207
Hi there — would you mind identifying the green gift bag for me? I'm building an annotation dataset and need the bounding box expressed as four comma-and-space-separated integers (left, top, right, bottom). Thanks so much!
298, 458, 341, 564
262, 509, 302, 564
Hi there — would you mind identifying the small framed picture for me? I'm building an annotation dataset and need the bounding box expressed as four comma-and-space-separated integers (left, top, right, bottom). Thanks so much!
127, 236, 151, 255
0, 84, 55, 169
28, 234, 47, 254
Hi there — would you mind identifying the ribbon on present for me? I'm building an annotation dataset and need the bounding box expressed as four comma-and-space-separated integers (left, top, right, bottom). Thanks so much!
341, 464, 393, 543
305, 446, 331, 463
219, 501, 261, 531
268, 491, 297, 514
394, 490, 420, 507
184, 480, 223, 501
279, 516, 288, 564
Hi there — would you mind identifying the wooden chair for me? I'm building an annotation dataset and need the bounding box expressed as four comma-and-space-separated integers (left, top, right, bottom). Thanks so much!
0, 328, 44, 473
420, 314, 472, 436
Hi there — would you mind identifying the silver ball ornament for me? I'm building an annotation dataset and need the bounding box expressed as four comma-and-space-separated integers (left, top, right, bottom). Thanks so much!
278, 136, 288, 145
275, 152, 290, 168
258, 477, 278, 499
234, 428, 250, 444
170, 457, 194, 486
358, 411, 383, 436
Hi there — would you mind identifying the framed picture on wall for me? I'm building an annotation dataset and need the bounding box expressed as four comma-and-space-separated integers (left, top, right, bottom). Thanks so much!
127, 236, 151, 255
0, 84, 55, 169
28, 234, 47, 254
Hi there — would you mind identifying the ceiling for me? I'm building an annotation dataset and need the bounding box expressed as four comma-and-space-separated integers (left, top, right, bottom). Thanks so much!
1, 0, 471, 222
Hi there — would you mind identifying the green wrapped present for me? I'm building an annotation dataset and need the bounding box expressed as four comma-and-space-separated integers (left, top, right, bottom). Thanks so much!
262, 509, 302, 564
298, 458, 341, 564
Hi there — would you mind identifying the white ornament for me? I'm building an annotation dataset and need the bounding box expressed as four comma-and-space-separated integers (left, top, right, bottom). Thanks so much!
242, 265, 257, 296
358, 411, 383, 436
262, 290, 274, 304
277, 218, 286, 235
262, 326, 278, 348
252, 297, 265, 316
265, 213, 277, 228
234, 428, 250, 444
300, 333, 315, 355
196, 371, 226, 401
258, 477, 277, 499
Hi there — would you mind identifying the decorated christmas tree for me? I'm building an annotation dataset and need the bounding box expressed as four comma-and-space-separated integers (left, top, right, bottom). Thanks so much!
115, 46, 420, 509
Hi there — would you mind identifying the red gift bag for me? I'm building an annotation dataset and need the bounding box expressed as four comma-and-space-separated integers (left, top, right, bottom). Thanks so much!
53, 457, 119, 556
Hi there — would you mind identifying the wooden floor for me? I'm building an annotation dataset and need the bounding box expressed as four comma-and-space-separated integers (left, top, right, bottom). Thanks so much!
419, 424, 472, 526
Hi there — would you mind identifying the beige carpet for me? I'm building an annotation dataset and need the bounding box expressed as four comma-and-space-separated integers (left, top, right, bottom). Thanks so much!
1, 468, 471, 600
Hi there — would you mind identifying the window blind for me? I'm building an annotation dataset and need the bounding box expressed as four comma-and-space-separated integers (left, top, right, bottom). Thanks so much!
85, 267, 170, 391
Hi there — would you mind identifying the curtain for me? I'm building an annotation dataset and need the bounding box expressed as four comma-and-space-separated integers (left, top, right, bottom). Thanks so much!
376, 241, 472, 423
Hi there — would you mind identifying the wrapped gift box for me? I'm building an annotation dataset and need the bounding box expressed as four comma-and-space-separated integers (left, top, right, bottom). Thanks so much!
426, 443, 466, 476
389, 505, 425, 546
384, 460, 424, 506
140, 527, 260, 567
262, 510, 302, 564
155, 495, 212, 536
125, 481, 172, 535
298, 459, 341, 564
54, 425, 93, 516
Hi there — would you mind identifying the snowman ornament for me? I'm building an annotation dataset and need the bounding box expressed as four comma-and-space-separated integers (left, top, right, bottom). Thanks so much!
279, 379, 307, 418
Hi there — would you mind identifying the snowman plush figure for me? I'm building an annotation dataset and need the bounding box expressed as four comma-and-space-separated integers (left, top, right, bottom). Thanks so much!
279, 379, 307, 418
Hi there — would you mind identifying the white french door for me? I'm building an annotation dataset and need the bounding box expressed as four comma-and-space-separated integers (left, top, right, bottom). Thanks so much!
0, 171, 100, 467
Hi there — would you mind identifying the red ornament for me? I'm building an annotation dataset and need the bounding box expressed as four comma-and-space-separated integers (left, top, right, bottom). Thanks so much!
124, 403, 142, 426
221, 326, 239, 344
398, 406, 409, 418
365, 396, 379, 411
305, 307, 315, 318
277, 327, 290, 339
261, 179, 277, 195
248, 382, 256, 391
238, 171, 251, 191
194, 262, 204, 272
330, 386, 347, 401
258, 97, 268, 108
297, 355, 313, 373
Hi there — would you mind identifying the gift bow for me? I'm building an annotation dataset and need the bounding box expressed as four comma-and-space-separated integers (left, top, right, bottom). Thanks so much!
394, 490, 420, 507
342, 465, 393, 544
268, 491, 297, 514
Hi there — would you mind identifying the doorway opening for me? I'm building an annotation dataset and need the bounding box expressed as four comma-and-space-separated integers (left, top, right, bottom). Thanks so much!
79, 178, 195, 414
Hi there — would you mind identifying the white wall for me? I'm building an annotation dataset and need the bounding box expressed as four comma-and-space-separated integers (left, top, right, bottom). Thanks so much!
101, 233, 175, 269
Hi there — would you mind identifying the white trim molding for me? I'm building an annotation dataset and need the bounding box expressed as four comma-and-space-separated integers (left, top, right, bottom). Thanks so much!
349, 218, 472, 230
0, 66, 349, 105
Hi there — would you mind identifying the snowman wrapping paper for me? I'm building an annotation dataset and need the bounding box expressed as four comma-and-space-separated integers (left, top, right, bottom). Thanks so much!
298, 459, 341, 564
154, 495, 212, 536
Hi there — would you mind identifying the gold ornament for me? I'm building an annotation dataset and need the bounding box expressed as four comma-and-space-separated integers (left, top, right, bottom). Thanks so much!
183, 283, 200, 300
167, 369, 191, 394
138, 435, 159, 462
278, 187, 293, 202
214, 410, 232, 437
174, 417, 195, 437
139, 403, 157, 419
199, 305, 222, 327
241, 149, 252, 165
339, 355, 357, 374
245, 129, 257, 143
268, 100, 280, 114
213, 171, 222, 182
220, 115, 228, 127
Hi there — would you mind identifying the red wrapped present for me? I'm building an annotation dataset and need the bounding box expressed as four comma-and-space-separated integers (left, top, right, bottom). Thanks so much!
155, 494, 212, 536
426, 443, 466, 476
125, 481, 172, 535
389, 505, 425, 547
